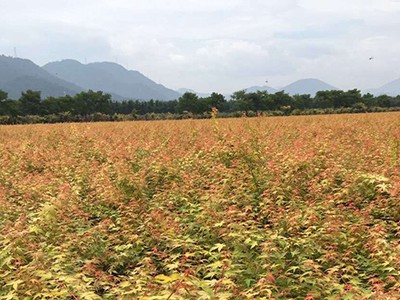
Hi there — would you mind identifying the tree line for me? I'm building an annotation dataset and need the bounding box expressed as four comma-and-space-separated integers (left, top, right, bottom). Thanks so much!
0, 88, 400, 124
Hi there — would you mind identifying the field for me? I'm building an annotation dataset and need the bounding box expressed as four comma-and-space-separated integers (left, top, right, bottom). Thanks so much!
0, 112, 399, 299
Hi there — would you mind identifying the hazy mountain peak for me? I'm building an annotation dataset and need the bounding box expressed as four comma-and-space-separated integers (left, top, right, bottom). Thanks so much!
177, 88, 211, 98
44, 59, 180, 100
177, 88, 196, 94
280, 78, 337, 96
244, 85, 277, 94
367, 78, 400, 96
57, 59, 82, 64
89, 61, 129, 72
0, 55, 82, 99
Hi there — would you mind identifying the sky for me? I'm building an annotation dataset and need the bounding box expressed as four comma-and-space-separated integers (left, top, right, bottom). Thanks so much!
1, 0, 400, 94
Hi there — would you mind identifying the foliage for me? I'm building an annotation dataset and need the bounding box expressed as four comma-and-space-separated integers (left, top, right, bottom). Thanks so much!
0, 112, 399, 299
1, 88, 400, 124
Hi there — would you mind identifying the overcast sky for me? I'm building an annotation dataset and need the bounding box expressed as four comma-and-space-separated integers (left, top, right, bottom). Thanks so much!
1, 0, 400, 93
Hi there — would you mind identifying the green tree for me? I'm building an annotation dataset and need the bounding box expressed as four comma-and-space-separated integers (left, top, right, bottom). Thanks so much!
392, 95, 400, 107
257, 90, 274, 110
376, 95, 392, 107
334, 89, 361, 108
42, 95, 75, 114
0, 90, 21, 116
207, 92, 227, 111
361, 93, 375, 108
19, 90, 42, 115
230, 90, 269, 112
0, 89, 7, 102
230, 90, 251, 112
73, 90, 112, 115
293, 94, 312, 109
0, 100, 20, 116
314, 90, 336, 108
271, 91, 293, 110
177, 92, 207, 113
246, 92, 264, 111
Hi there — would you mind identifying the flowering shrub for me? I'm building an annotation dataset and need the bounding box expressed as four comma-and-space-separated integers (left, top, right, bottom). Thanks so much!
0, 112, 399, 299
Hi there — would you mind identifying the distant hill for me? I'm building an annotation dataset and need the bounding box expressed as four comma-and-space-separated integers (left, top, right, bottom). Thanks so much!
0, 55, 82, 99
280, 78, 337, 96
43, 60, 181, 101
367, 78, 400, 96
243, 85, 277, 94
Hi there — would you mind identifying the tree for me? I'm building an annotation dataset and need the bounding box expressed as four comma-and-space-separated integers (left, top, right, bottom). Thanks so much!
271, 91, 293, 110
230, 90, 292, 112
245, 92, 264, 111
376, 95, 392, 108
42, 95, 75, 114
207, 92, 227, 111
334, 89, 361, 108
73, 90, 112, 115
0, 90, 21, 116
177, 92, 207, 114
314, 90, 336, 108
230, 90, 268, 112
361, 93, 375, 108
0, 100, 20, 116
293, 94, 312, 110
0, 89, 7, 102
392, 95, 400, 107
256, 90, 274, 111
19, 90, 42, 115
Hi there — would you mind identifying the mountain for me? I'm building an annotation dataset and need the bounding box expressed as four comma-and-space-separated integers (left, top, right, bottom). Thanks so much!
0, 55, 82, 99
280, 78, 337, 96
43, 60, 181, 101
243, 85, 277, 94
367, 78, 400, 96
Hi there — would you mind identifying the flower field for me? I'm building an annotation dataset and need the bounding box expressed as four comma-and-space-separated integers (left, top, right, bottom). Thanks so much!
0, 112, 399, 299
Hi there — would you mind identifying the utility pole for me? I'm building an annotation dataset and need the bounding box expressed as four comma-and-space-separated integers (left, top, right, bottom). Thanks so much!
13, 47, 17, 58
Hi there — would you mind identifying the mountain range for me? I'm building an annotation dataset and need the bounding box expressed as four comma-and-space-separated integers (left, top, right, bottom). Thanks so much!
244, 85, 277, 94
0, 55, 82, 99
367, 78, 400, 97
235, 79, 337, 97
0, 56, 180, 101
280, 79, 338, 96
0, 55, 399, 100
43, 59, 180, 101
236, 78, 400, 97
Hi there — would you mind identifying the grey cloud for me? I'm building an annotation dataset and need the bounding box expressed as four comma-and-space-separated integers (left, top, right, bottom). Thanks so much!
1, 0, 400, 93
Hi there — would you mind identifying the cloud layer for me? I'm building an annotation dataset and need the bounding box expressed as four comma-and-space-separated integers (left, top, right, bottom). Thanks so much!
1, 0, 400, 93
